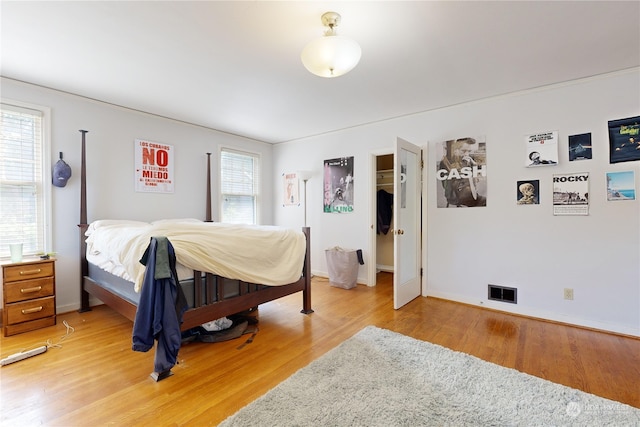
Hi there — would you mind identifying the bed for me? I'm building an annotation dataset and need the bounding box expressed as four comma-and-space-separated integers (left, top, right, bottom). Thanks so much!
77, 132, 312, 378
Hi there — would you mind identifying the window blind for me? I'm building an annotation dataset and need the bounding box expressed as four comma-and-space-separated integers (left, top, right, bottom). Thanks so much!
0, 104, 45, 258
220, 149, 259, 224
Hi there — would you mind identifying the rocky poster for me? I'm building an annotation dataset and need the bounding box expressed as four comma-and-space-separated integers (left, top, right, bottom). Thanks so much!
553, 172, 589, 215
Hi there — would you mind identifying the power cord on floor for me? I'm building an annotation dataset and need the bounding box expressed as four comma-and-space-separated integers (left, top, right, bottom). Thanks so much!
1, 320, 75, 358
45, 320, 75, 349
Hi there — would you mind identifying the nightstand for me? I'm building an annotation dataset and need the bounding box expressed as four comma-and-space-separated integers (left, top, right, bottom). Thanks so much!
2, 258, 56, 336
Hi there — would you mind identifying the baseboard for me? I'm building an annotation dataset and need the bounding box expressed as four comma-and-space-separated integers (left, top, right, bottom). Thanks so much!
56, 296, 104, 316
376, 264, 394, 273
311, 270, 369, 286
425, 290, 640, 338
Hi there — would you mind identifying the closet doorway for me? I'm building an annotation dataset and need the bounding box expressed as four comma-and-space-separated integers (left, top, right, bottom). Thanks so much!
375, 154, 395, 276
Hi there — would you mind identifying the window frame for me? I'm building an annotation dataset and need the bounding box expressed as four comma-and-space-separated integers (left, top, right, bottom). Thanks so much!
219, 147, 260, 225
0, 99, 52, 259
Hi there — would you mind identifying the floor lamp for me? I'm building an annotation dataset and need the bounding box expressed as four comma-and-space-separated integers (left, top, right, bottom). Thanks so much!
297, 170, 313, 227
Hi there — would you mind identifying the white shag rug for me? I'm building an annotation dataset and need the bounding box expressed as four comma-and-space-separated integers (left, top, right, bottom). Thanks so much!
219, 326, 640, 426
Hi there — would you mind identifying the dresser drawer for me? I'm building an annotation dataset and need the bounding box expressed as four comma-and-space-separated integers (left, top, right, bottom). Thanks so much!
4, 277, 54, 304
3, 262, 54, 282
6, 296, 56, 324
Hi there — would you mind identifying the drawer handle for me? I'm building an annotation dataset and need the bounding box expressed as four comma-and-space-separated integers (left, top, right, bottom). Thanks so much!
21, 306, 43, 315
21, 286, 43, 294
19, 268, 42, 276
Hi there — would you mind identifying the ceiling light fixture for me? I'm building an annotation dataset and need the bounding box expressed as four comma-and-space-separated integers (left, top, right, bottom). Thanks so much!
301, 11, 361, 78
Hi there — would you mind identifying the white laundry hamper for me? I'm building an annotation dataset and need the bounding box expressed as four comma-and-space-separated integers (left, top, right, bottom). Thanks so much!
325, 246, 360, 289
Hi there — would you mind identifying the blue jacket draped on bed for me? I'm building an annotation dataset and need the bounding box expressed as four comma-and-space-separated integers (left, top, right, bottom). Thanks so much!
132, 236, 188, 374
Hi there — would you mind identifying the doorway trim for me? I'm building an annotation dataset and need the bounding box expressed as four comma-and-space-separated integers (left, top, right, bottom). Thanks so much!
368, 144, 429, 296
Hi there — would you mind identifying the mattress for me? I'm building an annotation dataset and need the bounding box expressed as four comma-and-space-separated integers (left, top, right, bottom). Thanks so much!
85, 219, 306, 292
87, 262, 260, 308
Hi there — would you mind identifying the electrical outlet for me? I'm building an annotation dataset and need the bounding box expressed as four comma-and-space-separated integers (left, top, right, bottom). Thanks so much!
564, 288, 574, 300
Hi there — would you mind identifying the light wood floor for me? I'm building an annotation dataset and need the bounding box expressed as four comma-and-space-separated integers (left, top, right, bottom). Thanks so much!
1, 273, 638, 426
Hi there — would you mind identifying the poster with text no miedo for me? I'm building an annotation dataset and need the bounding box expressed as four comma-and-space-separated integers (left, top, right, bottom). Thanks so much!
134, 139, 174, 193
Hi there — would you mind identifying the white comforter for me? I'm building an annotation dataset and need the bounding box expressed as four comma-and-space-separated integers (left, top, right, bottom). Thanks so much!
85, 219, 306, 292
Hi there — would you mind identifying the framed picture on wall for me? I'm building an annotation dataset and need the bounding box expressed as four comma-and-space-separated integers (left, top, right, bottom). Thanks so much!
282, 172, 300, 206
608, 116, 640, 164
525, 131, 558, 167
435, 136, 487, 208
553, 172, 589, 216
323, 157, 354, 213
606, 171, 636, 201
516, 180, 539, 205
568, 133, 592, 161
134, 139, 174, 193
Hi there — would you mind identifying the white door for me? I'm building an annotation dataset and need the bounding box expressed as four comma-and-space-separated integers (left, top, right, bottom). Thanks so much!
393, 138, 422, 309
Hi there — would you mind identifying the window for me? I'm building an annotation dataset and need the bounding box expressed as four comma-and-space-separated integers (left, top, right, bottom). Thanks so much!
220, 148, 260, 224
0, 102, 51, 259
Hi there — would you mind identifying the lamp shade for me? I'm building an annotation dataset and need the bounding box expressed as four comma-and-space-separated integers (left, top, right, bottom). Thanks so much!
297, 170, 313, 181
301, 35, 361, 78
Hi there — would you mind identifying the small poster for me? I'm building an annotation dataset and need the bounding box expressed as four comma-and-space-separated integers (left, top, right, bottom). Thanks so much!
568, 133, 592, 161
516, 180, 540, 205
606, 171, 636, 201
526, 131, 558, 167
553, 172, 589, 215
608, 116, 640, 164
283, 172, 300, 206
323, 157, 354, 213
134, 139, 174, 193
435, 136, 487, 208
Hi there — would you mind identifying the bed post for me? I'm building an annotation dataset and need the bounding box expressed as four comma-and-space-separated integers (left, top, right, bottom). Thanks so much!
205, 152, 212, 222
301, 226, 313, 314
78, 130, 91, 312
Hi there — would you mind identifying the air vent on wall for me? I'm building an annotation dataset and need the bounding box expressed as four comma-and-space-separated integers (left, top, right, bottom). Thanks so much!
488, 285, 517, 304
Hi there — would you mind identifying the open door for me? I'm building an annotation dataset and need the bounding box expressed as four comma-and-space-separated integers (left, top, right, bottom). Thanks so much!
393, 137, 422, 309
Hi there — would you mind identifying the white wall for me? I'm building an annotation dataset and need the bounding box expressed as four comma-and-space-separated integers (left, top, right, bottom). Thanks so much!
1, 78, 275, 314
3, 71, 637, 336
273, 69, 640, 336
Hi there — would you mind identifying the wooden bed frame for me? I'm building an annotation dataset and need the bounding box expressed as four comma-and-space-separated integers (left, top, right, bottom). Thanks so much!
78, 130, 312, 335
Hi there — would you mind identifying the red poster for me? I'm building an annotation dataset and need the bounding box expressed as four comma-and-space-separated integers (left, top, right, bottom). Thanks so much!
134, 139, 174, 193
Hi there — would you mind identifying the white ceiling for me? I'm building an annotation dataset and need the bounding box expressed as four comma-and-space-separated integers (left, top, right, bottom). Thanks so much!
2, 1, 639, 144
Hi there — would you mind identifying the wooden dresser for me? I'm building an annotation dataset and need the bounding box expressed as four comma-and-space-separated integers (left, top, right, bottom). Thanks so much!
2, 258, 56, 336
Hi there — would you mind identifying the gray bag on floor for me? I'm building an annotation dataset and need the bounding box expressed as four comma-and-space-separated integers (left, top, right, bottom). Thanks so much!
325, 246, 359, 289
